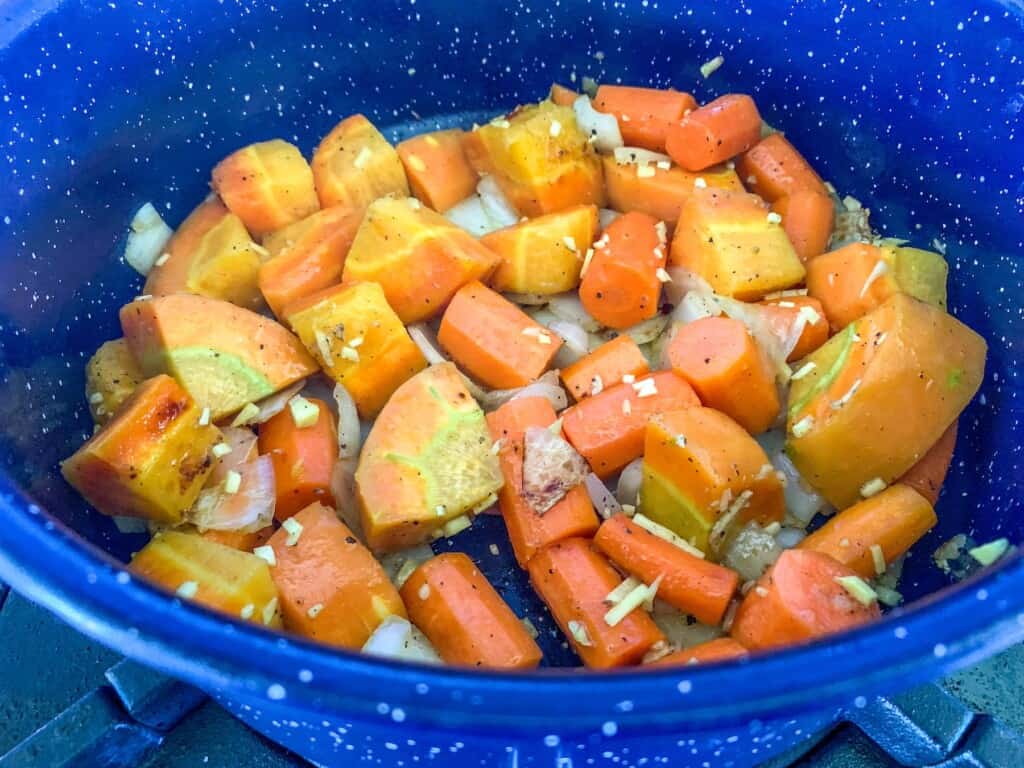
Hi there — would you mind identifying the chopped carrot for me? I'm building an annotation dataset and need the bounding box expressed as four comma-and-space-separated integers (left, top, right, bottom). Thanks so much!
579, 211, 666, 330
730, 548, 881, 651
437, 281, 562, 389
602, 157, 744, 228
593, 85, 698, 153
772, 190, 835, 263
486, 397, 600, 567
665, 94, 762, 172
561, 335, 650, 401
665, 316, 780, 435
401, 553, 543, 669
735, 133, 828, 203
258, 397, 338, 521
549, 83, 579, 107
650, 637, 748, 667
198, 525, 274, 552
561, 371, 700, 478
396, 130, 478, 213
805, 243, 893, 331
527, 538, 665, 668
757, 295, 830, 361
798, 484, 937, 579
594, 513, 740, 625
312, 114, 409, 209
258, 206, 362, 321
898, 422, 958, 505
267, 502, 406, 649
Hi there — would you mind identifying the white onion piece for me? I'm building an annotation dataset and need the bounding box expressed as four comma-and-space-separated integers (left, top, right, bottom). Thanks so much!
598, 208, 621, 231
124, 202, 173, 276
112, 515, 149, 534
585, 473, 622, 519
548, 293, 604, 333
715, 296, 792, 382
548, 319, 589, 367
587, 332, 609, 352
408, 324, 448, 366
527, 308, 559, 328
445, 195, 496, 236
332, 383, 361, 460
613, 146, 672, 166
623, 314, 670, 345
672, 291, 722, 325
722, 523, 782, 583
362, 615, 443, 665
615, 458, 643, 506
188, 455, 275, 533
572, 95, 624, 153
252, 380, 306, 424
477, 175, 520, 227
329, 457, 362, 535
507, 375, 569, 412
651, 601, 724, 648
378, 543, 435, 586
208, 426, 259, 486
664, 267, 718, 306
771, 449, 829, 525
775, 527, 807, 549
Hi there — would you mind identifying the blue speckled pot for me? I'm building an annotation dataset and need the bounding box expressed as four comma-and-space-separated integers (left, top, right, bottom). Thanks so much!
1, 1, 1022, 766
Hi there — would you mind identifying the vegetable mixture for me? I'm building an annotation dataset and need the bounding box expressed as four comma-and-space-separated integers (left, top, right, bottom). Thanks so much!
64, 80, 999, 671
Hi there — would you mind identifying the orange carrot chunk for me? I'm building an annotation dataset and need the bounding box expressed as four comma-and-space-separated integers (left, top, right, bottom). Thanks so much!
549, 83, 579, 107
730, 549, 881, 651
665, 316, 780, 434
198, 525, 274, 553
650, 637, 749, 667
594, 513, 740, 625
772, 190, 835, 263
437, 280, 562, 390
898, 422, 958, 505
258, 396, 338, 521
593, 85, 698, 153
267, 502, 406, 649
805, 243, 892, 331
798, 484, 937, 579
312, 114, 409, 210
579, 211, 667, 330
487, 397, 600, 567
735, 133, 828, 203
401, 553, 543, 669
396, 130, 479, 213
757, 295, 831, 361
561, 335, 650, 401
527, 538, 665, 668
665, 94, 762, 172
561, 371, 700, 478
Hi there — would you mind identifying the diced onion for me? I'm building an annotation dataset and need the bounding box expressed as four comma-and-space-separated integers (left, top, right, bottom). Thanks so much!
208, 426, 258, 486
775, 527, 808, 549
548, 293, 604, 332
548, 319, 589, 367
361, 615, 442, 664
616, 458, 643, 506
251, 380, 306, 424
598, 208, 621, 230
651, 601, 724, 648
721, 523, 782, 583
479, 370, 568, 412
124, 202, 173, 276
332, 383, 361, 460
188, 455, 275, 533
623, 314, 670, 345
445, 195, 497, 236
585, 473, 622, 519
408, 323, 448, 366
770, 447, 829, 525
329, 457, 362, 536
613, 146, 672, 166
477, 175, 520, 228
379, 543, 435, 587
672, 291, 723, 325
572, 95, 624, 153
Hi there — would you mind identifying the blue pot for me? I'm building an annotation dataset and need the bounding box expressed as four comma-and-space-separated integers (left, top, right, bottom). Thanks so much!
1, 2, 1022, 766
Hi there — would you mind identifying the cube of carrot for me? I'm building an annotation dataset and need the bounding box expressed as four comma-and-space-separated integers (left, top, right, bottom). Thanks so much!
640, 406, 785, 554
285, 281, 427, 418
735, 133, 828, 203
145, 197, 267, 310
480, 204, 599, 294
62, 375, 221, 525
341, 196, 500, 324
211, 140, 319, 238
311, 114, 409, 209
463, 101, 605, 216
396, 129, 478, 213
258, 205, 362, 320
438, 281, 562, 389
130, 530, 281, 627
593, 85, 698, 153
669, 188, 805, 300
560, 335, 650, 401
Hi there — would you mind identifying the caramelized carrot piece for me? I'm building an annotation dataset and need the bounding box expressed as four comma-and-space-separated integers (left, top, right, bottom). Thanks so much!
898, 422, 958, 505
258, 397, 338, 521
665, 94, 762, 172
602, 157, 744, 227
486, 397, 600, 567
437, 281, 562, 389
735, 133, 828, 203
757, 295, 830, 361
579, 211, 666, 330
527, 538, 665, 668
396, 130, 478, 213
772, 190, 835, 263
561, 335, 650, 401
798, 484, 937, 579
594, 514, 740, 625
730, 549, 881, 651
593, 85, 698, 152
549, 83, 579, 106
665, 316, 780, 435
267, 502, 406, 649
650, 637, 749, 667
561, 371, 700, 477
401, 553, 543, 669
